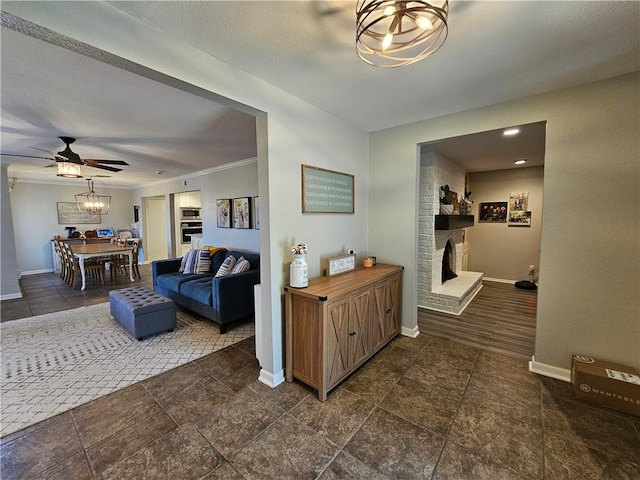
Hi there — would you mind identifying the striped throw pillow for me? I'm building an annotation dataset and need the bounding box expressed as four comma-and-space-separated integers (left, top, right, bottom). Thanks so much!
215, 255, 237, 277
181, 249, 200, 274
230, 257, 250, 275
195, 249, 211, 274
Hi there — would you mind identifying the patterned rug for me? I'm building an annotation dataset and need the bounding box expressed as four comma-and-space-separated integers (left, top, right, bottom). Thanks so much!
0, 303, 254, 437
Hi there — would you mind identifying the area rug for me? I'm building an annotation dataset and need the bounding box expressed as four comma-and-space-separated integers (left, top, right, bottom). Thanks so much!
0, 303, 254, 437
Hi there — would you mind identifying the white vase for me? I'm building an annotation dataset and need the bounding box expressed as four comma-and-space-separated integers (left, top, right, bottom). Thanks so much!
440, 204, 454, 215
290, 254, 308, 288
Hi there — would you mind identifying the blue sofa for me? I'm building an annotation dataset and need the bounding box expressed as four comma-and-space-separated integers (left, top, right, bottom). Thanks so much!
152, 249, 260, 333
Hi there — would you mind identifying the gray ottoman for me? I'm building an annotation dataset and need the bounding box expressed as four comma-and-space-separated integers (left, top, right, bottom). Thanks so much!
109, 286, 176, 340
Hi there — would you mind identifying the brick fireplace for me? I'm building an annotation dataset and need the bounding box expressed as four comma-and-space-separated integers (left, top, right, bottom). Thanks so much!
418, 151, 482, 314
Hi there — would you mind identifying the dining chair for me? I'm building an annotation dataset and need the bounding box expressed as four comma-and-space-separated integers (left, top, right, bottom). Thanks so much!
61, 242, 105, 288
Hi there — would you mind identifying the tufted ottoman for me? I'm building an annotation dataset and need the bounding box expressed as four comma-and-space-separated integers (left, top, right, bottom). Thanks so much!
109, 286, 176, 340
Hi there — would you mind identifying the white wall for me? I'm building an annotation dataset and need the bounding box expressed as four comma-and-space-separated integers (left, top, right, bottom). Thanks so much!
467, 166, 544, 281
7, 180, 134, 273
369, 73, 640, 372
3, 2, 370, 385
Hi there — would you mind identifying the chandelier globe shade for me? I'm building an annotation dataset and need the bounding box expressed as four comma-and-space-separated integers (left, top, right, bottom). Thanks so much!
356, 0, 448, 68
75, 178, 111, 215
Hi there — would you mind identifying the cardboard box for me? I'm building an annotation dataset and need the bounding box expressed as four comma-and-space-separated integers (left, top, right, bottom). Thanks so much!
571, 354, 640, 417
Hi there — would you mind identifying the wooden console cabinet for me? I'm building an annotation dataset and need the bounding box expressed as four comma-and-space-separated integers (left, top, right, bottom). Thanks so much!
285, 264, 403, 401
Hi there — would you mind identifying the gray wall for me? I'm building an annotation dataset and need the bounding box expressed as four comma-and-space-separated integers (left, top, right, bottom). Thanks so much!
467, 166, 544, 282
1, 167, 20, 298
369, 73, 639, 372
136, 160, 260, 256
7, 180, 134, 273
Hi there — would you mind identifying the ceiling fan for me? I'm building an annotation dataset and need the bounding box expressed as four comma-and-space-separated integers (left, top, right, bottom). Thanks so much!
2, 136, 130, 173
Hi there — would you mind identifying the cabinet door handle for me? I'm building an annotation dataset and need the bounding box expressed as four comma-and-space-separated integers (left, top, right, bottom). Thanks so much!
386, 308, 392, 314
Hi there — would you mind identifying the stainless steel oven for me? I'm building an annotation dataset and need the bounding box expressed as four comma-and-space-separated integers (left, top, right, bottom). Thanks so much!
181, 221, 202, 244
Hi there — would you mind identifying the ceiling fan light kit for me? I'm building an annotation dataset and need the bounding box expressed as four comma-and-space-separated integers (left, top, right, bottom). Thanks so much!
356, 0, 448, 68
56, 162, 83, 178
75, 178, 111, 215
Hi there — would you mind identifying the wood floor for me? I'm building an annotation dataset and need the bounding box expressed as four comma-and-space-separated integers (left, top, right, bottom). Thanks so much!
418, 280, 537, 359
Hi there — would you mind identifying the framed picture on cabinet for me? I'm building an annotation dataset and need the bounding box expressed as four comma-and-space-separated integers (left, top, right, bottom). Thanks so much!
233, 197, 251, 229
216, 199, 231, 228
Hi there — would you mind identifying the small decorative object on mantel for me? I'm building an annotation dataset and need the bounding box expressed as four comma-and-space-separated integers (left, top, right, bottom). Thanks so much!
290, 243, 309, 288
439, 185, 455, 215
460, 188, 473, 215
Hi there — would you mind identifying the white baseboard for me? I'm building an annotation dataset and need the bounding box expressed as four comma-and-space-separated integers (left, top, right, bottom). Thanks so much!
401, 325, 420, 338
19, 269, 54, 276
483, 277, 515, 284
528, 355, 571, 382
1, 292, 23, 300
258, 368, 285, 388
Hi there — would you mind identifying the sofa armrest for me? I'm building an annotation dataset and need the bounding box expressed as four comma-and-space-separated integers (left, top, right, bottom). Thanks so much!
212, 269, 260, 323
152, 258, 182, 282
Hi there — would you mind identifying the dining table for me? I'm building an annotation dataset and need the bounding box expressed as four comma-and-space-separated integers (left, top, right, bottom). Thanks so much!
70, 243, 134, 291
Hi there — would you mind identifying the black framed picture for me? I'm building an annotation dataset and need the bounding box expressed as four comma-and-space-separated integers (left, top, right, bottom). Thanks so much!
478, 202, 508, 222
216, 199, 231, 228
233, 197, 251, 229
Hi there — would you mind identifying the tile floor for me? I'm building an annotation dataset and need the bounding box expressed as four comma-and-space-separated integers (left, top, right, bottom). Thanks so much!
2, 334, 639, 479
1, 263, 154, 322
1, 269, 639, 479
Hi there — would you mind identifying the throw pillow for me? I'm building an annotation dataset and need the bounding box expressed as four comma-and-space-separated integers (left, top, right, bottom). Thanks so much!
215, 255, 237, 277
181, 249, 200, 274
195, 249, 211, 274
230, 258, 250, 274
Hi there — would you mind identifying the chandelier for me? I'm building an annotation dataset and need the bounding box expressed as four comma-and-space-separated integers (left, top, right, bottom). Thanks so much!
56, 162, 83, 178
356, 0, 448, 68
75, 178, 111, 215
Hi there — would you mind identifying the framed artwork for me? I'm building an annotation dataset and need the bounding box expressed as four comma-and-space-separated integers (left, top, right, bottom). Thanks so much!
253, 196, 259, 230
478, 202, 508, 222
508, 211, 532, 226
57, 202, 101, 224
233, 197, 251, 229
216, 199, 231, 228
302, 164, 354, 214
509, 192, 529, 211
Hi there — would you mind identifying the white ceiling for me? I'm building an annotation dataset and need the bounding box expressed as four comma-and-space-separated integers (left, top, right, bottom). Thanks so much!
1, 1, 638, 187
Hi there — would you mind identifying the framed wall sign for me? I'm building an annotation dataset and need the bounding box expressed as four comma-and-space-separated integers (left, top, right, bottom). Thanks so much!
57, 202, 101, 224
326, 253, 357, 277
302, 164, 354, 214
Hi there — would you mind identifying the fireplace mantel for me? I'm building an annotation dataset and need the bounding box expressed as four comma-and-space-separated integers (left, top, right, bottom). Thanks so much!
435, 215, 475, 230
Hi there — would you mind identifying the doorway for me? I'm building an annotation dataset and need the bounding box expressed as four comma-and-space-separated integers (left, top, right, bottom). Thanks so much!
143, 195, 168, 263
416, 121, 546, 357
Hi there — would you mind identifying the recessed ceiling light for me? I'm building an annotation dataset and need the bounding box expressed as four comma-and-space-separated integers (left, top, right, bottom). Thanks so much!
514, 159, 527, 165
503, 128, 520, 136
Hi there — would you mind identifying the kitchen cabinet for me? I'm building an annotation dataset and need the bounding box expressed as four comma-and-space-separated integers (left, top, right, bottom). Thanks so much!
285, 264, 403, 401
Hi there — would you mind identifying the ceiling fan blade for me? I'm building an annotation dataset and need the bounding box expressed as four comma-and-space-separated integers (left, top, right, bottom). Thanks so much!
87, 163, 122, 173
1, 153, 56, 160
84, 159, 130, 166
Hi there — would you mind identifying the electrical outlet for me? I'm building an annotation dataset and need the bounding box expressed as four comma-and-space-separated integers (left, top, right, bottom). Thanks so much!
529, 265, 535, 272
